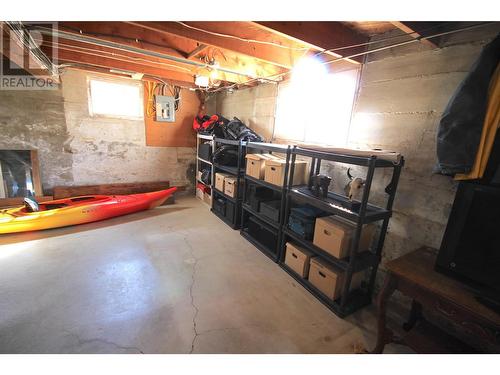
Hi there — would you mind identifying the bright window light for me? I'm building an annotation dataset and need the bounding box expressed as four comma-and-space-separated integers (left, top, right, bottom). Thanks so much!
89, 78, 143, 119
274, 56, 359, 146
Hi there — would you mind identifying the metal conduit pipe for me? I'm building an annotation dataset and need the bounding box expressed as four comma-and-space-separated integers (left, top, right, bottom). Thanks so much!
33, 26, 282, 83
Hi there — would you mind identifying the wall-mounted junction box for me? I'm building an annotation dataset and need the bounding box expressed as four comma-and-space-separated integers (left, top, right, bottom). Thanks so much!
155, 95, 175, 122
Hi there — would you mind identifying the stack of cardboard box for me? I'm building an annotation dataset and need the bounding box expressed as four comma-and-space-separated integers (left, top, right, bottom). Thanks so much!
284, 215, 374, 301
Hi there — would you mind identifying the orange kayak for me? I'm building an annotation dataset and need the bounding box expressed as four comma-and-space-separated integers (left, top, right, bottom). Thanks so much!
0, 187, 177, 234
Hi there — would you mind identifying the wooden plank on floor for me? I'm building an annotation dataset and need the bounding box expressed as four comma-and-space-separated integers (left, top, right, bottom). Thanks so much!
52, 181, 171, 199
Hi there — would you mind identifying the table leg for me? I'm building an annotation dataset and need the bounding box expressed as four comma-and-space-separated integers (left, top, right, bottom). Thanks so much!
371, 273, 397, 354
403, 299, 423, 331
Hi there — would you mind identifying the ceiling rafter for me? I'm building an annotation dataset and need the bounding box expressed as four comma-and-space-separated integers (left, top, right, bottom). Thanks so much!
54, 22, 285, 85
126, 21, 306, 69
390, 22, 440, 48
253, 21, 368, 64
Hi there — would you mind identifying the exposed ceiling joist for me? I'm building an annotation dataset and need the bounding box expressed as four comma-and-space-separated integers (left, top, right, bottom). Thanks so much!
390, 21, 440, 48
186, 44, 208, 60
127, 21, 306, 69
253, 21, 368, 64
55, 22, 284, 85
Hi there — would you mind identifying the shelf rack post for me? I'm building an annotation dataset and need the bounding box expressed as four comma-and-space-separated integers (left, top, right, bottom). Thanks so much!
339, 156, 377, 310
366, 161, 404, 296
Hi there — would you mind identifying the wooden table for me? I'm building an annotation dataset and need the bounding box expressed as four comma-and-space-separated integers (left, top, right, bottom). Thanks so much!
372, 247, 500, 353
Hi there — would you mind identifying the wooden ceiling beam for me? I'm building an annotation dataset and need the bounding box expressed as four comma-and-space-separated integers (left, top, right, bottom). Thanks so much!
253, 22, 368, 64
390, 22, 440, 48
127, 21, 304, 69
186, 44, 208, 60
55, 22, 284, 84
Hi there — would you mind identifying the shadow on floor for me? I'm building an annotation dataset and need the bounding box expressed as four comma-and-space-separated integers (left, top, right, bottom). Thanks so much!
0, 205, 190, 245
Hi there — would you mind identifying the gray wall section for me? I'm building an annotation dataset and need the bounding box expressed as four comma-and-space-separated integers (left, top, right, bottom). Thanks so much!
209, 25, 499, 303
61, 69, 195, 189
211, 83, 278, 141
0, 87, 74, 191
0, 69, 196, 194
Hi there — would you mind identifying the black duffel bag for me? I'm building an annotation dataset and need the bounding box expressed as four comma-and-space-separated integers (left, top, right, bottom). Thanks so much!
223, 117, 263, 142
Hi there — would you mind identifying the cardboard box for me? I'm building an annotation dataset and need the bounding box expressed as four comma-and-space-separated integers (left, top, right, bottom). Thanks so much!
245, 153, 276, 179
264, 158, 307, 186
313, 215, 375, 259
224, 176, 241, 198
284, 242, 314, 278
215, 172, 230, 192
308, 258, 363, 300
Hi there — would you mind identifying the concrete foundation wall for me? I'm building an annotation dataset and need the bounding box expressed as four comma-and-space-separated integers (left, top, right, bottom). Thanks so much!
0, 69, 196, 194
211, 83, 278, 141
61, 70, 195, 189
0, 87, 74, 190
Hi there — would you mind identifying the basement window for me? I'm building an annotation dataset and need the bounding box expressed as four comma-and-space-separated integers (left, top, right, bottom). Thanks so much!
88, 78, 143, 119
274, 63, 359, 146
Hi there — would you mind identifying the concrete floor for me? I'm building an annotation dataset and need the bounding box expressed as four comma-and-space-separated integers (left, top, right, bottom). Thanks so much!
0, 196, 412, 354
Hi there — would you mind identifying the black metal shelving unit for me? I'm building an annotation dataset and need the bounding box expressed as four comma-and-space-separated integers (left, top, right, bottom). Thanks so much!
239, 142, 292, 261
279, 146, 404, 317
211, 138, 246, 230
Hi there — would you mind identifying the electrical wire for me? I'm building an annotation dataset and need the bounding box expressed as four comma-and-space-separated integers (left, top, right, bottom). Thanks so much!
314, 22, 449, 56
145, 81, 157, 118
175, 21, 310, 51
6, 21, 57, 76
320, 21, 493, 67
206, 21, 494, 93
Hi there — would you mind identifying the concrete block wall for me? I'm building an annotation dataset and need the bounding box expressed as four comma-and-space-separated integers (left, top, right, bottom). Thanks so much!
0, 68, 196, 194
60, 69, 195, 190
212, 83, 278, 141
0, 87, 74, 190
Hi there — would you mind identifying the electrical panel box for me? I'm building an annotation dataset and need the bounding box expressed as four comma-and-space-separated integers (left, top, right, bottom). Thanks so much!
155, 95, 175, 122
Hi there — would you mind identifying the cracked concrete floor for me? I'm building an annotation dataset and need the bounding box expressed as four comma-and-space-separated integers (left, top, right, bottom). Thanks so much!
0, 196, 411, 354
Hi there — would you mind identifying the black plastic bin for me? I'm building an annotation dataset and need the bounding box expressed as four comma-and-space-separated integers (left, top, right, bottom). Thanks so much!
288, 205, 328, 240
246, 183, 276, 211
259, 199, 281, 222
247, 215, 279, 254
225, 200, 236, 223
198, 143, 212, 161
213, 197, 226, 216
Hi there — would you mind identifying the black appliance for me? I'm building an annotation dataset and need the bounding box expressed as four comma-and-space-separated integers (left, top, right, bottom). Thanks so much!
436, 181, 500, 309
